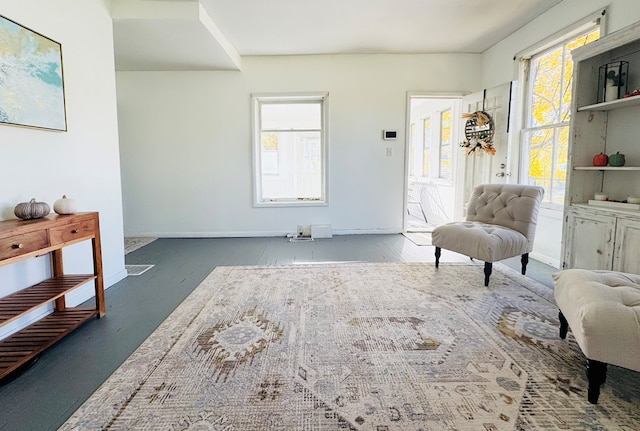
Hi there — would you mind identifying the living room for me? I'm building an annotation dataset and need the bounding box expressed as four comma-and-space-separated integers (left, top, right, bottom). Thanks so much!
2, 0, 640, 429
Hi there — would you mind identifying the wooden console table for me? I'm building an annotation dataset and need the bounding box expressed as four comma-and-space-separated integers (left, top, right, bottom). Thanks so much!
0, 212, 104, 380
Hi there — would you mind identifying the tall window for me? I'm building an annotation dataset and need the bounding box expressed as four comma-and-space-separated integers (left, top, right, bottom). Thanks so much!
253, 94, 327, 206
522, 25, 600, 206
423, 117, 431, 177
409, 122, 416, 176
439, 109, 451, 180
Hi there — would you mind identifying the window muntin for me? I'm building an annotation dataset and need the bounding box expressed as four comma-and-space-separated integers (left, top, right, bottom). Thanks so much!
253, 94, 327, 206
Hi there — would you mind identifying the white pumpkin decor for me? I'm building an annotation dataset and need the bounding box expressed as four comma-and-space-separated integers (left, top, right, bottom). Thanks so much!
53, 195, 78, 215
14, 198, 50, 220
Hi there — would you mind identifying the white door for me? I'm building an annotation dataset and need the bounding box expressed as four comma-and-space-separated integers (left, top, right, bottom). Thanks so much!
458, 82, 517, 211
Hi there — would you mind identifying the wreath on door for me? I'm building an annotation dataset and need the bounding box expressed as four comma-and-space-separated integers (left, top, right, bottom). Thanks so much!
459, 111, 496, 155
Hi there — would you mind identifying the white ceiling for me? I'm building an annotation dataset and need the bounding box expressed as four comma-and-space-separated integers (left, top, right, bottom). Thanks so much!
112, 0, 564, 71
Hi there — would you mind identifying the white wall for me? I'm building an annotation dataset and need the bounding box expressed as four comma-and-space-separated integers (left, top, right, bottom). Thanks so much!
480, 0, 640, 267
482, 0, 640, 89
0, 0, 126, 337
117, 54, 481, 237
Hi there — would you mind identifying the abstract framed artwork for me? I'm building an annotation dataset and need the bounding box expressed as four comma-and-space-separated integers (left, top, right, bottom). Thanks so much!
0, 15, 67, 131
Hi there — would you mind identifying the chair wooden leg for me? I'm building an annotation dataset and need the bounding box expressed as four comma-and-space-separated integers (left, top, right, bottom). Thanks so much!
558, 310, 569, 339
587, 359, 607, 404
484, 262, 492, 286
435, 247, 441, 268
521, 253, 529, 275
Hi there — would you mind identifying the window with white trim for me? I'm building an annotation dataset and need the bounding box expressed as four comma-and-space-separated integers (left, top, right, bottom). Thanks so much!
521, 20, 601, 206
252, 94, 327, 206
439, 109, 452, 180
423, 117, 431, 177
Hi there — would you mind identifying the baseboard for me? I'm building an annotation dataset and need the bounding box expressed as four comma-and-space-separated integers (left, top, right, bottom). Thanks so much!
105, 268, 128, 287
124, 229, 403, 238
529, 251, 560, 269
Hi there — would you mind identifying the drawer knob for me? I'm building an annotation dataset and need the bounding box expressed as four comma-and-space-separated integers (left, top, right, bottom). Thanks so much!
71, 229, 78, 234
12, 243, 24, 249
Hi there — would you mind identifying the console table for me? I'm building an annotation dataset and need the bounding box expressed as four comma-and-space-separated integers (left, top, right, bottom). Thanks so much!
0, 212, 104, 380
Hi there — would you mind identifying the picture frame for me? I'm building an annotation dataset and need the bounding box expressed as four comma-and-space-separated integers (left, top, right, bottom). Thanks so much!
0, 14, 67, 131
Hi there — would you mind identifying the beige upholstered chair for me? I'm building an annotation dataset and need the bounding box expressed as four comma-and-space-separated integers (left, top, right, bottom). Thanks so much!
553, 269, 640, 404
432, 184, 544, 286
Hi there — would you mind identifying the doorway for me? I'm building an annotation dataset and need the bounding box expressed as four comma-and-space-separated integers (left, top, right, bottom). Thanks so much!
404, 95, 463, 233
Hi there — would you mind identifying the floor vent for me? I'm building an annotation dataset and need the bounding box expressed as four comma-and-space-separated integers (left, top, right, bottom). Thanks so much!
125, 264, 155, 276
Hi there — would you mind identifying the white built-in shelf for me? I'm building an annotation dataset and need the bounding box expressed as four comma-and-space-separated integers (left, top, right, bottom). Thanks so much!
578, 95, 640, 112
574, 166, 640, 171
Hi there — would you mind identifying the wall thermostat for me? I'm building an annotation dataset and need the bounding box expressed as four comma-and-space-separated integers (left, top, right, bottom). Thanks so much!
383, 130, 397, 140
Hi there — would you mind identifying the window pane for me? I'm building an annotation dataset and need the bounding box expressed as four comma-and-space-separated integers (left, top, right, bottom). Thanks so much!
409, 123, 416, 176
260, 132, 279, 175
526, 128, 555, 203
260, 131, 322, 200
530, 46, 563, 127
439, 109, 451, 180
423, 117, 431, 177
261, 103, 321, 130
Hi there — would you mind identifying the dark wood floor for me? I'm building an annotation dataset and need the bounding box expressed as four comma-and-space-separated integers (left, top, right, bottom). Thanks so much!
0, 235, 555, 431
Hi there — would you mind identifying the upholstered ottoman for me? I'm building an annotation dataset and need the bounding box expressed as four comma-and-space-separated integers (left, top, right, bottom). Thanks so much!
553, 269, 640, 403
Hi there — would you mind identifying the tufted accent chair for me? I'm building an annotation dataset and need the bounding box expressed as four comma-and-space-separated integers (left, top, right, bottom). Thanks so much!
432, 183, 544, 286
553, 269, 640, 404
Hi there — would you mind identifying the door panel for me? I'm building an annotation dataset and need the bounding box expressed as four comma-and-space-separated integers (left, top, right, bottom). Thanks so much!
459, 82, 515, 210
565, 208, 615, 270
613, 217, 640, 273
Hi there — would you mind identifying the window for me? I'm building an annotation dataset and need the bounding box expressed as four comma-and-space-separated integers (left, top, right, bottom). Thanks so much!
423, 117, 431, 177
252, 94, 327, 206
409, 122, 416, 177
522, 23, 600, 206
439, 109, 451, 180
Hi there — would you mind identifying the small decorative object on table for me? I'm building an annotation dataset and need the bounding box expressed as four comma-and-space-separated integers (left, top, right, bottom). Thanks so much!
598, 61, 628, 103
14, 198, 50, 220
53, 195, 78, 214
459, 111, 496, 155
608, 151, 626, 167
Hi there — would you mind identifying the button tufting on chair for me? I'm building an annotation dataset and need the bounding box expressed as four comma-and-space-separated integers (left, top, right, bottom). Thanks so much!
554, 269, 640, 404
432, 184, 544, 286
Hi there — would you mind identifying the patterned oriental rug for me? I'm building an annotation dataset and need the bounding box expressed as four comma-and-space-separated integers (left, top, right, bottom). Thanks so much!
60, 262, 640, 430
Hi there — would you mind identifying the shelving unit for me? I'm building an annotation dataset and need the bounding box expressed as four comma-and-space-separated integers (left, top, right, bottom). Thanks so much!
578, 94, 640, 111
574, 166, 640, 171
0, 212, 104, 380
561, 21, 640, 272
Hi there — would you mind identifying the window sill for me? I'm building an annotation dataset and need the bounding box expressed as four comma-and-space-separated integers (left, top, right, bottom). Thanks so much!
254, 200, 328, 208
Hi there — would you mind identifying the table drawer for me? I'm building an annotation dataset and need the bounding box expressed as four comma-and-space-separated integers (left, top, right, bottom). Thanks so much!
49, 219, 95, 245
0, 231, 50, 261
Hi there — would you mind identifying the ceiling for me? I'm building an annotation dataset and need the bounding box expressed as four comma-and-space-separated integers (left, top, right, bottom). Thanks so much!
111, 0, 564, 71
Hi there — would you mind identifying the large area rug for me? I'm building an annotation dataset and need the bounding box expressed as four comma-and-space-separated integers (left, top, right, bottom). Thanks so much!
61, 262, 640, 430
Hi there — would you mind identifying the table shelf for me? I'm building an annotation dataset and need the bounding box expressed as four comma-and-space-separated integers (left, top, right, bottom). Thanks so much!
0, 212, 104, 382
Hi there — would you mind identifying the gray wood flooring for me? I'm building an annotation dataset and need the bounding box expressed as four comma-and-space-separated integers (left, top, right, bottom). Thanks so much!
0, 235, 555, 431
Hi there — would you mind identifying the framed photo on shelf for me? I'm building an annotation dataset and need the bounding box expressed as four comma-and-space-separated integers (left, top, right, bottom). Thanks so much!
0, 14, 67, 131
